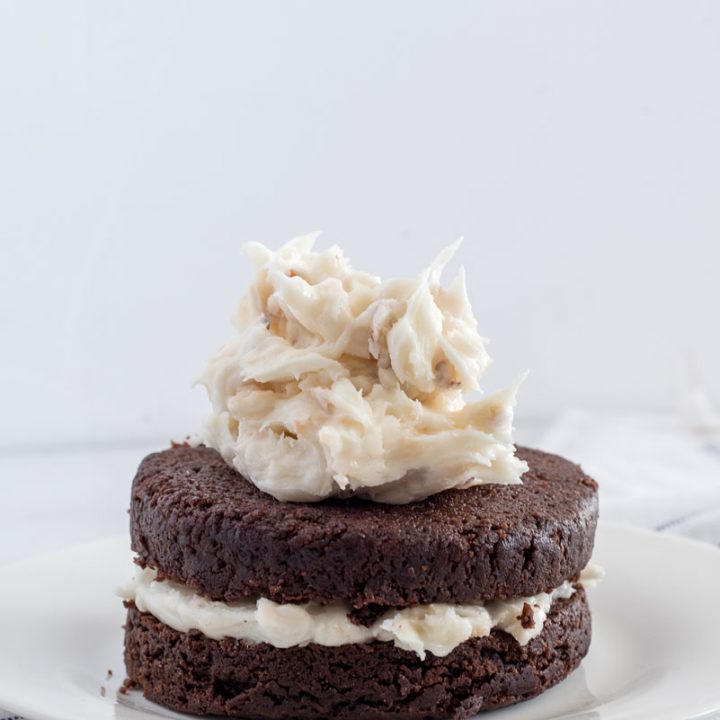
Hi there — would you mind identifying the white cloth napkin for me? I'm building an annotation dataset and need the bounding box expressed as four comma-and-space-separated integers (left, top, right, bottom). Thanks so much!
535, 409, 720, 544
3, 410, 719, 720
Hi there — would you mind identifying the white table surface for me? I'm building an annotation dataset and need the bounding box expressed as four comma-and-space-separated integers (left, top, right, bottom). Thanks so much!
0, 438, 168, 568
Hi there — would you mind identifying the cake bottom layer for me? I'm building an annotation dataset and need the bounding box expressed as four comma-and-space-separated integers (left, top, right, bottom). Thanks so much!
123, 589, 591, 720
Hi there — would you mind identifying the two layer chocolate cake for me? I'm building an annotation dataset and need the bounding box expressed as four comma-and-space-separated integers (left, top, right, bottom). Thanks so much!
121, 237, 601, 719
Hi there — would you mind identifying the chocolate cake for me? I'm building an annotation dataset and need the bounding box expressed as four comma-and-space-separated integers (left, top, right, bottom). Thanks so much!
120, 238, 601, 719
130, 445, 597, 607
124, 591, 591, 719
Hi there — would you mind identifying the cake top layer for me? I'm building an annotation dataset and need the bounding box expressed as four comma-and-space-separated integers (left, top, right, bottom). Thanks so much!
197, 236, 527, 503
130, 444, 598, 608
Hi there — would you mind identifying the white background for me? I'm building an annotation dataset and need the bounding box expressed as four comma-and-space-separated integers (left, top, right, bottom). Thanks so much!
2, 11, 720, 720
1, 0, 719, 450
2, 10, 720, 719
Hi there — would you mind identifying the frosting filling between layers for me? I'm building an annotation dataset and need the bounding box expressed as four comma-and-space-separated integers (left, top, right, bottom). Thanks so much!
120, 563, 604, 660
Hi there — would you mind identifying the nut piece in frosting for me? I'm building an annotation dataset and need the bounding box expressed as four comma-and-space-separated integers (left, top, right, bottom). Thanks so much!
198, 235, 528, 503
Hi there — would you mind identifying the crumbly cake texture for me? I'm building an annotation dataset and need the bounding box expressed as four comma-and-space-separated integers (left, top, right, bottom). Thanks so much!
124, 589, 590, 720
130, 444, 598, 608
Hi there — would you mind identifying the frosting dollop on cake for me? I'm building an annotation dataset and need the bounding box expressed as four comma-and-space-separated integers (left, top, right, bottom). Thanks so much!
198, 235, 527, 503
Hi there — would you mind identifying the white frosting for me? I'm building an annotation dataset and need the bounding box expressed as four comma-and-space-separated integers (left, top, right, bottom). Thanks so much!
198, 236, 527, 503
119, 564, 603, 660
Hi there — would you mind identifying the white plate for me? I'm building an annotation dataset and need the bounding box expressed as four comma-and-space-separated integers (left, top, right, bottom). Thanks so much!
0, 524, 719, 720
